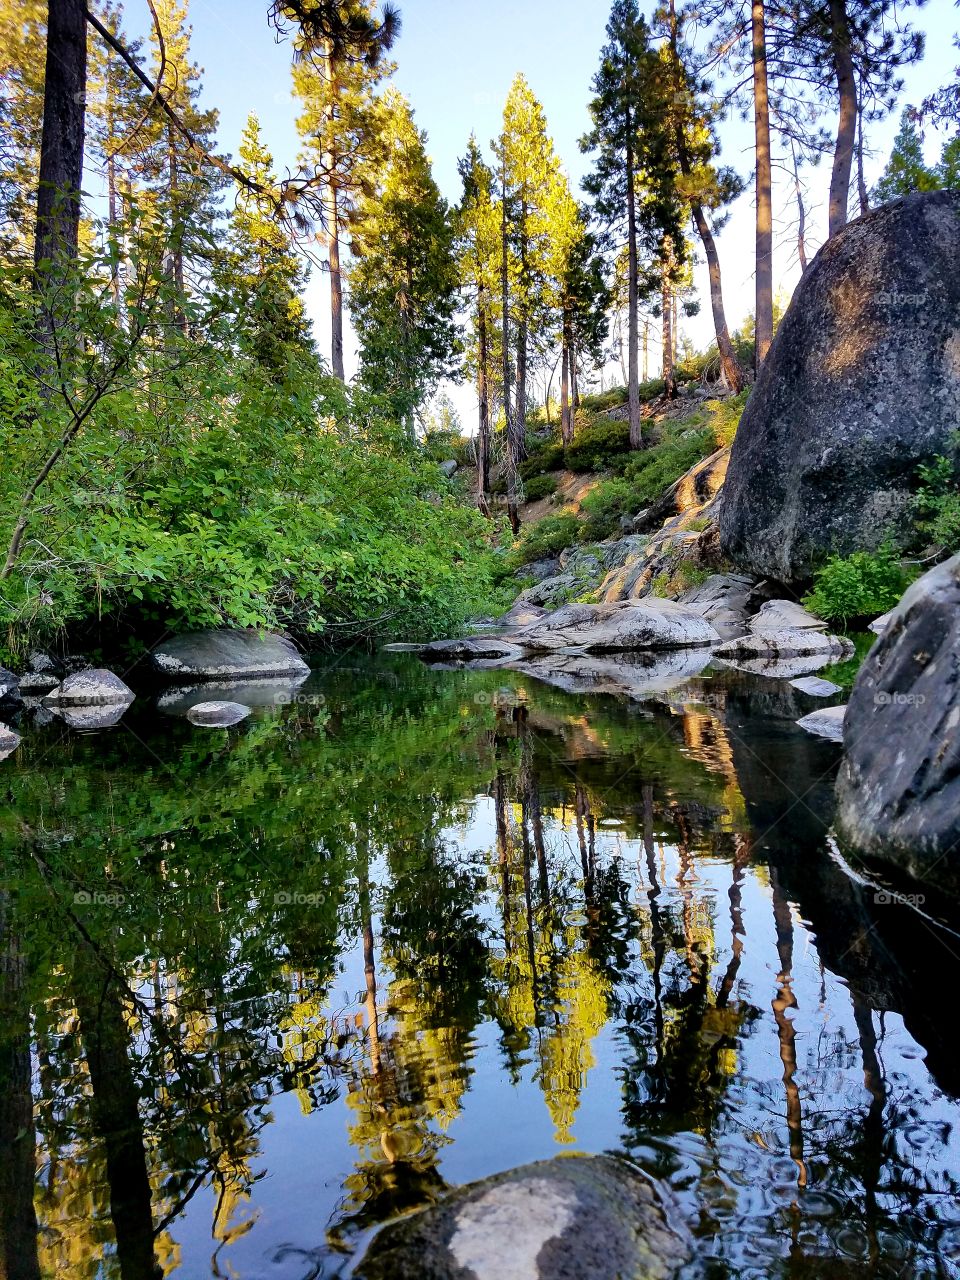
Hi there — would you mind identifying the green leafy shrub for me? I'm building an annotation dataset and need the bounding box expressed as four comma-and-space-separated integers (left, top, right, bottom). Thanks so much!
618, 423, 715, 504
914, 453, 960, 550
519, 442, 564, 480
580, 386, 628, 412
802, 544, 917, 626
510, 513, 580, 566
522, 473, 560, 502
564, 415, 632, 471
578, 478, 636, 540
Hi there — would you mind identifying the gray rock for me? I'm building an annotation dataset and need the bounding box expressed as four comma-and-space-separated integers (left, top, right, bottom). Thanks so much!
44, 669, 135, 707
186, 700, 252, 727
27, 650, 60, 674
157, 675, 310, 716
0, 723, 21, 761
354, 1154, 690, 1280
836, 553, 960, 896
713, 628, 852, 661
17, 671, 61, 693
797, 705, 846, 742
677, 571, 758, 613
522, 557, 562, 584
150, 629, 309, 680
381, 642, 427, 652
750, 599, 827, 631
516, 573, 579, 608
496, 601, 549, 629
720, 191, 960, 581
53, 703, 130, 730
515, 648, 713, 701
869, 609, 895, 635
419, 636, 526, 665
438, 459, 458, 478
714, 652, 844, 680
512, 600, 720, 654
0, 667, 20, 701
790, 676, 844, 697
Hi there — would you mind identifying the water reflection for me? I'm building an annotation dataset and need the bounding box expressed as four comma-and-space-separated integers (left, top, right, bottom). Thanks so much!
1, 654, 959, 1278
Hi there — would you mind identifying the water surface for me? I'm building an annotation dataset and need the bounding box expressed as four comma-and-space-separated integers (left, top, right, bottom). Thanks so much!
1, 653, 958, 1278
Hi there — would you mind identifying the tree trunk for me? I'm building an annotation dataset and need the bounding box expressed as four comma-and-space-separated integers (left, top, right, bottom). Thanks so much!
571, 342, 580, 411
856, 97, 870, 217
690, 202, 744, 391
828, 0, 857, 237
791, 142, 809, 273
500, 170, 519, 535
625, 121, 641, 448
560, 311, 572, 446
329, 183, 345, 379
751, 0, 774, 369
477, 298, 491, 513
34, 0, 87, 276
514, 198, 528, 460
661, 264, 676, 396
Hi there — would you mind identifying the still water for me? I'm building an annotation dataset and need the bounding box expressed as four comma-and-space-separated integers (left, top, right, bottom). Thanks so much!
1, 652, 959, 1278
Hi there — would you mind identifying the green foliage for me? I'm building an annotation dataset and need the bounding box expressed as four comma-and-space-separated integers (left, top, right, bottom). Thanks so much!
873, 108, 941, 203
522, 473, 560, 502
578, 477, 635, 539
580, 386, 627, 412
519, 441, 564, 479
564, 414, 632, 471
819, 632, 878, 689
802, 545, 917, 626
618, 422, 715, 502
510, 513, 580, 566
914, 451, 960, 550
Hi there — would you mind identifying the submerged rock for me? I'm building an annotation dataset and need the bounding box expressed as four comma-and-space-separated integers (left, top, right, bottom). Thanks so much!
0, 722, 21, 761
836, 553, 960, 896
790, 675, 844, 697
713, 629, 851, 661
419, 636, 526, 665
354, 1154, 690, 1280
797, 705, 847, 742
45, 669, 135, 707
511, 600, 719, 654
186, 701, 252, 727
720, 191, 960, 581
150, 629, 309, 680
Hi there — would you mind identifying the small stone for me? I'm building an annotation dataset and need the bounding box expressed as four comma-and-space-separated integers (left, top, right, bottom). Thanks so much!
186, 701, 252, 727
790, 676, 844, 697
0, 722, 21, 761
796, 705, 846, 742
18, 671, 61, 693
0, 667, 20, 701
44, 669, 135, 707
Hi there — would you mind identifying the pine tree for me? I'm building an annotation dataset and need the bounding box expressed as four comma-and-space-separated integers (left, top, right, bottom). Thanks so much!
456, 135, 501, 511
145, 0, 226, 319
221, 114, 314, 375
0, 0, 46, 258
873, 108, 939, 201
493, 75, 562, 454
291, 1, 399, 381
582, 1, 681, 445
937, 134, 960, 189
349, 91, 460, 432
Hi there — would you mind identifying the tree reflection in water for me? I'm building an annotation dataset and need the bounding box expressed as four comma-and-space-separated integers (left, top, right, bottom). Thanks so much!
0, 653, 958, 1278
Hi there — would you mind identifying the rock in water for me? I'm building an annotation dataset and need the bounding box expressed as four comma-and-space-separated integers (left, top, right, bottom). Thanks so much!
713, 629, 851, 661
354, 1155, 690, 1280
0, 723, 21, 761
836, 553, 960, 897
186, 701, 252, 727
0, 667, 20, 701
150, 630, 309, 680
797, 705, 846, 742
512, 600, 719, 653
720, 191, 960, 582
45, 669, 135, 707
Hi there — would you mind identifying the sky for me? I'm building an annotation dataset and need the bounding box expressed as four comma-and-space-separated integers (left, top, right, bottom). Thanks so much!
119, 0, 960, 422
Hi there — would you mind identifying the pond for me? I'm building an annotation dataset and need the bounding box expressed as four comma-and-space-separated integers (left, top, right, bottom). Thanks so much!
1, 651, 959, 1279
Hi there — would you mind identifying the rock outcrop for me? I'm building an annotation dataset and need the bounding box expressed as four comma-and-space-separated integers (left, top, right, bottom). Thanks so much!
720, 191, 960, 581
511, 600, 720, 653
836, 553, 960, 896
150, 630, 309, 680
354, 1155, 690, 1280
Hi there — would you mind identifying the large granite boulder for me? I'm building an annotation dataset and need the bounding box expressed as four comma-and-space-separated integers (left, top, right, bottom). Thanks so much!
150, 629, 309, 680
511, 600, 720, 653
354, 1155, 690, 1280
836, 553, 960, 896
720, 191, 960, 582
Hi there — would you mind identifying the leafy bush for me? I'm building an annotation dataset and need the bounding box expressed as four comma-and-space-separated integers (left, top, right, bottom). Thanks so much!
522, 472, 560, 502
510, 513, 580, 566
619, 423, 715, 504
564, 414, 632, 472
578, 478, 636, 540
580, 386, 628, 412
802, 544, 917, 626
914, 453, 960, 550
519, 441, 564, 480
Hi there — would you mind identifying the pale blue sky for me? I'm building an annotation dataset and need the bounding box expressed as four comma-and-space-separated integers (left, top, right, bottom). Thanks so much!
115, 0, 960, 412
